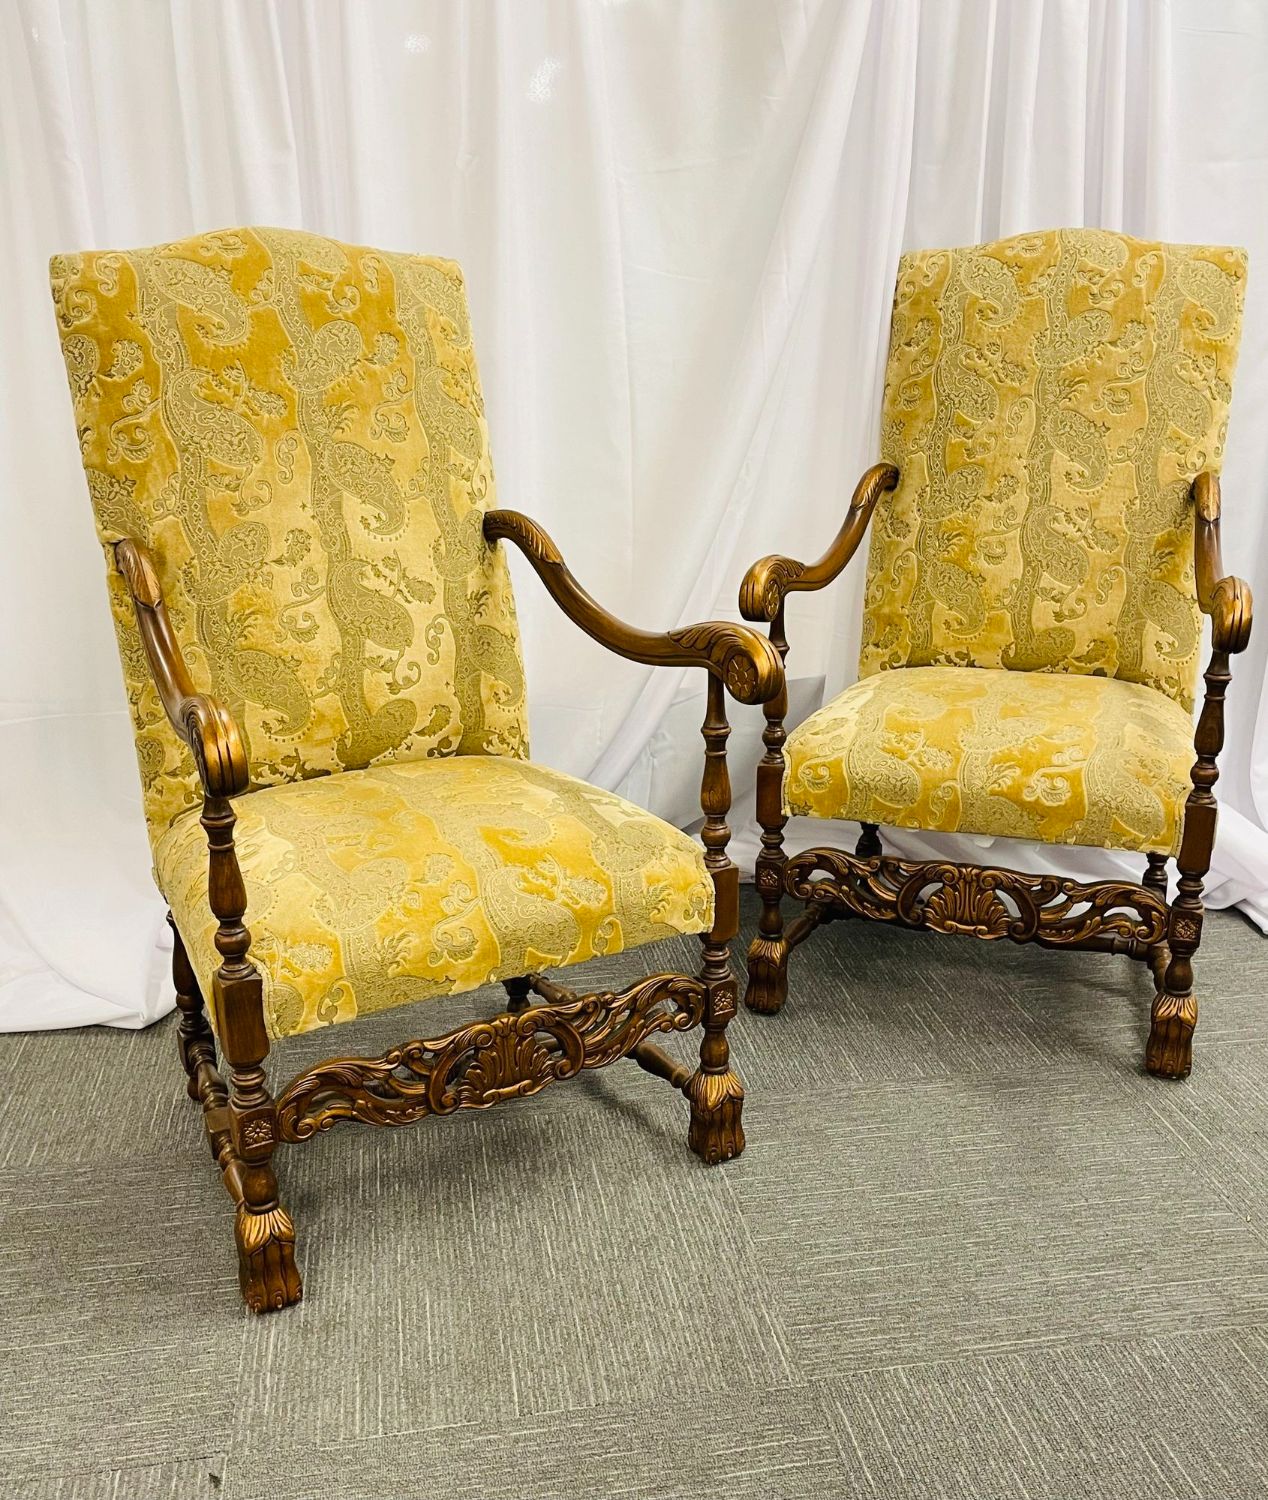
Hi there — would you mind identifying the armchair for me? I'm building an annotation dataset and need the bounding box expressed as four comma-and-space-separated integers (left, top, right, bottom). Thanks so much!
740, 229, 1250, 1082
51, 228, 781, 1313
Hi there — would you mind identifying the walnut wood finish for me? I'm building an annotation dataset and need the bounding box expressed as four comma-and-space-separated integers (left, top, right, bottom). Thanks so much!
169, 916, 231, 1166
117, 541, 299, 1311
685, 673, 746, 1162
738, 464, 900, 624
1142, 852, 1170, 989
122, 510, 781, 1312
204, 783, 301, 1314
745, 601, 792, 1016
741, 468, 1252, 1081
740, 465, 899, 1016
274, 973, 707, 1140
785, 848, 1169, 954
1193, 473, 1253, 653
484, 509, 783, 705
1147, 473, 1254, 1076
115, 540, 248, 799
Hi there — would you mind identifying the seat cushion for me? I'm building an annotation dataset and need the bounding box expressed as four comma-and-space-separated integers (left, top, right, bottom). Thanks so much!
156, 757, 712, 1039
784, 666, 1195, 857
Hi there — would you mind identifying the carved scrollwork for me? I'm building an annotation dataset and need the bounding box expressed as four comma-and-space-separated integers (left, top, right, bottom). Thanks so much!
114, 538, 250, 798
785, 848, 1169, 954
667, 621, 782, 705
115, 533, 164, 604
738, 555, 807, 623
1208, 575, 1253, 654
738, 463, 900, 622
481, 509, 782, 705
182, 694, 249, 797
1192, 473, 1253, 654
274, 973, 707, 1142
482, 509, 562, 565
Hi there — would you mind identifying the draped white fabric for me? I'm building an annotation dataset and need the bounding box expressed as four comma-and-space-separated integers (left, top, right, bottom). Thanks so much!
3, 0, 1267, 1031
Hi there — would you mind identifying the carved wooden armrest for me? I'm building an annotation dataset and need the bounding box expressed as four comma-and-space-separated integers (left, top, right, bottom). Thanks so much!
738, 462, 899, 622
1173, 473, 1255, 886
114, 539, 249, 799
483, 511, 783, 705
1193, 473, 1253, 655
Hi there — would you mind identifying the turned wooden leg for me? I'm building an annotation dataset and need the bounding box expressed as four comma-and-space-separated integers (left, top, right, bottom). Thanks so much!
1147, 632, 1232, 1081
504, 975, 533, 1014
687, 964, 745, 1164
204, 792, 302, 1313
1143, 852, 1168, 894
745, 639, 790, 1016
221, 995, 301, 1314
856, 822, 882, 859
746, 844, 788, 1016
169, 914, 217, 1104
227, 1118, 301, 1314
688, 675, 745, 1163
1142, 854, 1170, 990
1147, 875, 1202, 1081
170, 913, 231, 1163
1147, 840, 1205, 1081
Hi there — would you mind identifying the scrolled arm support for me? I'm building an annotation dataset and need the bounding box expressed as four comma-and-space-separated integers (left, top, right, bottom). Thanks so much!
483, 508, 756, 1159
483, 510, 783, 705
1173, 471, 1255, 897
1193, 472, 1252, 655
739, 462, 899, 622
1207, 575, 1253, 655
114, 539, 265, 1083
114, 539, 249, 799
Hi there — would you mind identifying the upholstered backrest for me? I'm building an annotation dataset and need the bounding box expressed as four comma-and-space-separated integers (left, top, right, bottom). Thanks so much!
860, 229, 1246, 711
50, 228, 527, 838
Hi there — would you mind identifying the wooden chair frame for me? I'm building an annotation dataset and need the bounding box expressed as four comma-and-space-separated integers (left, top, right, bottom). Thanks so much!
739, 464, 1252, 1082
116, 516, 782, 1314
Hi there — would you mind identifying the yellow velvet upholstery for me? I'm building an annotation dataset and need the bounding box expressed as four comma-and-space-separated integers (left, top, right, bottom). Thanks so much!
785, 666, 1195, 857
861, 229, 1246, 713
156, 756, 713, 1039
51, 228, 714, 1039
50, 228, 527, 839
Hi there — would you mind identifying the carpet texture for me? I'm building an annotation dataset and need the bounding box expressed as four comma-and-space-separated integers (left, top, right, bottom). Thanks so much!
4, 890, 1268, 1499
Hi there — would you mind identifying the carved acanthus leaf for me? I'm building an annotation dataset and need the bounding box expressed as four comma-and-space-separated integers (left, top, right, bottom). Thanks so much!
275, 973, 707, 1142
784, 848, 1169, 953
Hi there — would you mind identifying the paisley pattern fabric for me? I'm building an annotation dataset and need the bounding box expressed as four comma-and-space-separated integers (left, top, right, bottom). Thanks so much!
50, 228, 528, 838
784, 666, 1195, 857
156, 756, 713, 1039
861, 229, 1246, 712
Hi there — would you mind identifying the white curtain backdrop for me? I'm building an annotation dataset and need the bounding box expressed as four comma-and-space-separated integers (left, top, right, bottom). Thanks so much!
4, 0, 1268, 1031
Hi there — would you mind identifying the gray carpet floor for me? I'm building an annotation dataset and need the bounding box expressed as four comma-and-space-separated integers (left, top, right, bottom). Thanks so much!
4, 889, 1268, 1500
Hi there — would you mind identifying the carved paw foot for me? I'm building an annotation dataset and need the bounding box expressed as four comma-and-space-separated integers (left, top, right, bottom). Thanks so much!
236, 1204, 302, 1314
1146, 991, 1196, 1080
686, 1069, 746, 1164
744, 937, 789, 1015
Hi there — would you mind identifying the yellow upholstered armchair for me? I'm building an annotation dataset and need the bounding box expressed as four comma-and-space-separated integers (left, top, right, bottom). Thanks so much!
739, 229, 1250, 1080
50, 228, 781, 1313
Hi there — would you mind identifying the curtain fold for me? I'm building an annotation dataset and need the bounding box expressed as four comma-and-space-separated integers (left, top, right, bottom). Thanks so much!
4, 0, 1267, 1031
